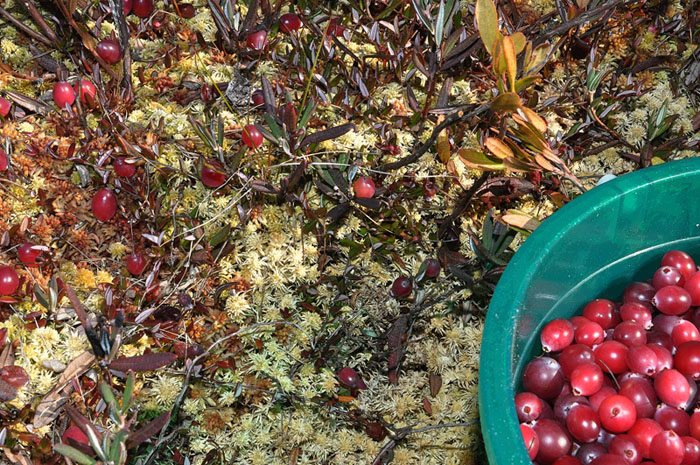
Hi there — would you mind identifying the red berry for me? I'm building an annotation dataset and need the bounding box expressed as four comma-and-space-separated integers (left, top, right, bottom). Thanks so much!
132, 0, 153, 17
113, 157, 136, 178
589, 386, 616, 413
653, 286, 692, 315
241, 124, 263, 148
391, 276, 412, 298
246, 30, 267, 50
553, 458, 582, 465
0, 96, 10, 117
570, 362, 603, 396
0, 267, 19, 295
583, 299, 619, 330
122, 0, 132, 15
561, 344, 595, 377
52, 82, 75, 109
521, 424, 539, 460
654, 265, 686, 289
691, 412, 700, 441
554, 393, 589, 423
675, 341, 700, 379
620, 302, 653, 329
0, 365, 28, 387
662, 250, 696, 280
629, 418, 664, 458
74, 79, 96, 103
541, 318, 575, 353
619, 377, 657, 419
522, 357, 564, 400
684, 271, 700, 306
647, 343, 673, 374
567, 404, 601, 443
279, 13, 302, 33
62, 426, 89, 446
327, 17, 345, 36
17, 243, 43, 266
648, 330, 675, 352
655, 405, 690, 437
624, 282, 656, 306
608, 434, 643, 465
599, 395, 637, 433
337, 367, 366, 389
613, 321, 647, 347
594, 340, 629, 374
654, 314, 684, 335
655, 369, 690, 409
91, 187, 117, 222
681, 436, 700, 465
515, 392, 543, 423
424, 258, 440, 278
97, 39, 122, 64
650, 430, 685, 465
626, 344, 658, 376
176, 2, 195, 18
533, 419, 572, 464
251, 89, 264, 107
126, 253, 147, 275
576, 320, 605, 347
353, 176, 376, 199
589, 454, 628, 465
672, 320, 700, 347
201, 160, 226, 188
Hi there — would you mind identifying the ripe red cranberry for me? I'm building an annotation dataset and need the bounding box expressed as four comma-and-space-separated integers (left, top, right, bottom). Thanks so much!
613, 320, 647, 347
553, 455, 581, 465
691, 412, 700, 441
175, 2, 195, 18
650, 429, 685, 465
561, 344, 596, 377
132, 0, 153, 17
647, 343, 673, 374
74, 79, 96, 103
567, 404, 601, 443
589, 386, 616, 413
629, 418, 664, 458
113, 157, 136, 178
554, 393, 589, 423
576, 442, 607, 463
52, 82, 75, 109
589, 454, 628, 465
337, 367, 366, 389
126, 253, 147, 275
684, 271, 700, 306
620, 377, 658, 418
0, 267, 19, 295
91, 187, 117, 222
583, 299, 619, 330
675, 341, 700, 379
620, 302, 653, 329
251, 89, 264, 107
201, 160, 226, 188
353, 176, 376, 199
241, 124, 263, 148
122, 0, 132, 15
655, 405, 690, 437
521, 423, 539, 459
0, 365, 28, 387
648, 330, 675, 352
570, 362, 603, 396
594, 340, 628, 374
62, 425, 89, 446
626, 344, 658, 376
624, 282, 656, 306
391, 276, 412, 298
673, 320, 700, 346
655, 369, 690, 409
654, 314, 684, 335
599, 395, 637, 433
608, 434, 643, 465
654, 265, 686, 289
576, 320, 605, 347
0, 148, 7, 171
522, 357, 564, 400
541, 318, 575, 353
533, 419, 572, 464
653, 285, 692, 315
0, 96, 10, 117
681, 436, 700, 465
17, 243, 43, 266
515, 392, 543, 422
97, 39, 122, 64
279, 13, 302, 33
246, 29, 267, 50
662, 250, 696, 280
424, 258, 440, 278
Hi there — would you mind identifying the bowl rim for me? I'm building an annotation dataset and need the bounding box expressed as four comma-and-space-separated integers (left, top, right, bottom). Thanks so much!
478, 157, 700, 464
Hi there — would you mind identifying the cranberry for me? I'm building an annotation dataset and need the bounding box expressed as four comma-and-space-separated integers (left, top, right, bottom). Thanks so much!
594, 340, 629, 374
0, 267, 19, 295
655, 405, 690, 437
624, 282, 656, 306
567, 404, 601, 443
614, 321, 647, 347
74, 79, 96, 103
662, 250, 696, 280
132, 0, 153, 17
577, 443, 607, 464
353, 176, 376, 199
655, 369, 690, 409
246, 30, 267, 50
655, 314, 684, 335
648, 331, 675, 352
241, 124, 263, 148
571, 362, 604, 396
620, 377, 658, 418
554, 393, 590, 423
521, 424, 539, 460
620, 302, 653, 329
608, 434, 643, 465
589, 455, 627, 465
584, 299, 619, 330
654, 266, 686, 289
337, 367, 366, 389
251, 89, 264, 107
673, 320, 700, 346
122, 0, 132, 15
561, 344, 596, 377
113, 157, 136, 178
576, 320, 605, 347
599, 395, 637, 433
62, 425, 89, 446
0, 96, 10, 117
515, 392, 543, 422
391, 276, 412, 298
126, 253, 147, 275
653, 286, 692, 315
201, 160, 226, 188
424, 259, 440, 278
542, 318, 575, 353
629, 418, 664, 458
176, 2, 195, 18
366, 422, 386, 441
684, 271, 700, 306
553, 456, 582, 465
97, 39, 122, 64
647, 343, 673, 374
533, 419, 573, 464
626, 344, 658, 376
17, 243, 43, 266
0, 366, 28, 387
279, 13, 302, 33
326, 17, 344, 36
52, 82, 75, 109
523, 357, 564, 400
691, 412, 700, 441
650, 429, 685, 465
91, 187, 117, 222
681, 436, 700, 465
589, 386, 616, 413
675, 341, 700, 379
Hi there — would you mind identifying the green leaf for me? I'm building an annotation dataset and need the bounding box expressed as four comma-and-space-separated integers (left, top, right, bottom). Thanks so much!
209, 224, 231, 248
515, 75, 540, 92
122, 371, 134, 414
476, 0, 500, 55
482, 211, 494, 251
54, 444, 97, 465
490, 92, 521, 112
264, 114, 284, 140
34, 284, 49, 310
99, 383, 117, 407
412, 0, 434, 34
415, 260, 430, 282
511, 32, 526, 54
298, 100, 316, 129
458, 149, 504, 171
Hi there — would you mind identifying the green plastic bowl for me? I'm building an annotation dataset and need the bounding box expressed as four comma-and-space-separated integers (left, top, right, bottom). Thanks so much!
479, 158, 700, 464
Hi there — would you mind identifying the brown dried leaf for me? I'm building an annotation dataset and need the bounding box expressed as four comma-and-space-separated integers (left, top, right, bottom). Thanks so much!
422, 396, 433, 415
429, 374, 442, 397
126, 411, 171, 449
108, 352, 177, 372
1, 447, 32, 465
0, 344, 15, 368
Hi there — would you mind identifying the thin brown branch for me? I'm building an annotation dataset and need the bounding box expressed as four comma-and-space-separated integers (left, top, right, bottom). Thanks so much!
438, 171, 491, 239
0, 6, 53, 46
534, 0, 629, 45
20, 0, 59, 45
108, 0, 133, 99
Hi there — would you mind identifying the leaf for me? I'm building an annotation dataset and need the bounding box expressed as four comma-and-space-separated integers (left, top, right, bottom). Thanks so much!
490, 92, 520, 112
502, 35, 517, 91
260, 75, 277, 115
518, 106, 548, 133
33, 351, 95, 428
436, 118, 451, 163
64, 405, 101, 442
484, 137, 514, 159
429, 374, 442, 397
476, 0, 500, 55
354, 197, 381, 210
502, 210, 541, 232
1, 447, 33, 465
502, 156, 534, 172
458, 149, 504, 171
515, 75, 540, 92
524, 42, 551, 75
126, 411, 171, 449
108, 352, 177, 373
327, 203, 351, 222
299, 123, 356, 148
54, 444, 97, 465
511, 32, 526, 54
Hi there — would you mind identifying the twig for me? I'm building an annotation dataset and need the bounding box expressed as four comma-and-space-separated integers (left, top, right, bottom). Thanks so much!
438, 171, 491, 239
378, 103, 490, 172
0, 6, 53, 46
108, 0, 133, 99
20, 0, 59, 45
534, 0, 628, 45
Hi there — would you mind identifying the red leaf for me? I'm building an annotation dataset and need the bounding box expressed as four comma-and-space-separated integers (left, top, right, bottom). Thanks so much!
1, 365, 28, 387
109, 352, 177, 372
126, 411, 171, 449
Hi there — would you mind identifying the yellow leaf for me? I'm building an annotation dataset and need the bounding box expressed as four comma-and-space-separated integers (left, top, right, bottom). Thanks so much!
436, 115, 450, 163
476, 0, 501, 55
651, 157, 665, 165
535, 153, 556, 171
492, 37, 506, 75
518, 106, 548, 133
511, 32, 527, 54
458, 149, 504, 171
502, 211, 541, 231
485, 137, 514, 159
503, 35, 517, 91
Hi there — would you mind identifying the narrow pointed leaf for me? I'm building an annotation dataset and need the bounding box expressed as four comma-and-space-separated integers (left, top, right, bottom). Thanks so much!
484, 137, 514, 159
108, 352, 177, 373
490, 92, 520, 112
502, 35, 517, 91
476, 0, 500, 55
54, 444, 97, 465
458, 149, 504, 171
126, 412, 171, 449
299, 123, 356, 148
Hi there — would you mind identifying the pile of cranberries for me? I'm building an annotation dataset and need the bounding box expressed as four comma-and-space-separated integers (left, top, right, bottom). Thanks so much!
517, 250, 700, 465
